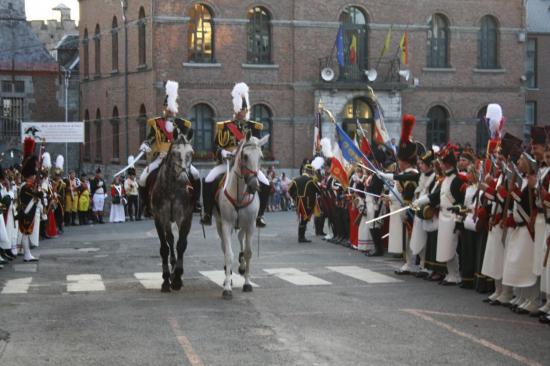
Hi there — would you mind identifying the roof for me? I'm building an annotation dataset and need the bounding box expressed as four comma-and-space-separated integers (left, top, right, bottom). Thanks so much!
526, 0, 550, 33
0, 18, 58, 72
53, 3, 71, 11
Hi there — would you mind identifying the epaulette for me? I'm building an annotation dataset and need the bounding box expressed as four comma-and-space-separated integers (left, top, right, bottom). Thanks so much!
457, 172, 469, 182
249, 120, 263, 130
175, 118, 192, 129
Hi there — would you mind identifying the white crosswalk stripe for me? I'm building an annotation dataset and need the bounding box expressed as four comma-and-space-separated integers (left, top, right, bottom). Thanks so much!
1, 277, 33, 294
263, 268, 331, 286
134, 272, 163, 290
66, 274, 105, 292
327, 266, 402, 284
199, 270, 259, 289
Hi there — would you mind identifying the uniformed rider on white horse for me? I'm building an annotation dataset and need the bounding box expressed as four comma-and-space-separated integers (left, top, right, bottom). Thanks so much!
138, 80, 200, 216
200, 82, 270, 227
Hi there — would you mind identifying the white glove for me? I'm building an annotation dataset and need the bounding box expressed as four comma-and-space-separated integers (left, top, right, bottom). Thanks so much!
378, 172, 394, 181
140, 142, 152, 153
414, 195, 430, 207
221, 150, 234, 159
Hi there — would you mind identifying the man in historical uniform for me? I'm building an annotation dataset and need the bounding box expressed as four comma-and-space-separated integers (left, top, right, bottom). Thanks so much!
138, 80, 199, 216
380, 114, 420, 274
17, 137, 41, 262
89, 168, 106, 224
200, 82, 271, 227
288, 164, 321, 243
51, 155, 66, 234
417, 143, 467, 285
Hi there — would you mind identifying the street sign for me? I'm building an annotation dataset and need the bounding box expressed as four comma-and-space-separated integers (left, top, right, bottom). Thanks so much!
21, 122, 84, 143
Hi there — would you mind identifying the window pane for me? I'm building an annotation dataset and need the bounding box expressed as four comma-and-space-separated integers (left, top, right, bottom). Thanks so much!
190, 104, 214, 152
251, 104, 272, 152
14, 81, 25, 93
476, 107, 489, 154
524, 102, 536, 140
427, 106, 448, 147
339, 6, 368, 81
188, 4, 213, 63
94, 25, 101, 76
247, 7, 271, 64
139, 8, 146, 65
1, 97, 23, 137
525, 39, 537, 88
478, 16, 498, 69
427, 15, 449, 68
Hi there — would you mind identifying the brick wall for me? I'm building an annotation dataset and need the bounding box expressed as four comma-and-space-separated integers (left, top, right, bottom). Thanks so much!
526, 33, 550, 127
80, 0, 526, 171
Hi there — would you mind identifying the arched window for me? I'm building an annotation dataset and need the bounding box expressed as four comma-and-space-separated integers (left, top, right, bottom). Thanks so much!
427, 14, 450, 68
138, 104, 147, 144
187, 4, 214, 63
247, 7, 271, 64
138, 7, 146, 66
95, 109, 102, 162
112, 106, 120, 160
339, 6, 368, 80
83, 28, 89, 78
111, 17, 118, 71
84, 109, 91, 160
478, 16, 498, 69
251, 104, 273, 153
476, 106, 490, 154
189, 104, 214, 152
427, 106, 449, 147
94, 24, 101, 76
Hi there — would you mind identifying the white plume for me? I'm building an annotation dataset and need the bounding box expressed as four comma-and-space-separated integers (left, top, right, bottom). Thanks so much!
320, 137, 333, 158
485, 103, 503, 139
231, 82, 250, 119
55, 155, 64, 170
165, 80, 179, 114
42, 152, 52, 169
432, 145, 441, 154
128, 155, 135, 167
311, 156, 325, 170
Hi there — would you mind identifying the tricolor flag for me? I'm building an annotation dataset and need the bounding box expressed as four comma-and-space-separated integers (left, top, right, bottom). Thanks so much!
399, 31, 409, 65
313, 110, 321, 155
349, 34, 357, 65
336, 25, 345, 66
373, 107, 391, 146
331, 142, 349, 190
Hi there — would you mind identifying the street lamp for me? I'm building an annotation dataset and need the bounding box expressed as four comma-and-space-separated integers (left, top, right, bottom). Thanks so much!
121, 0, 129, 162
63, 66, 71, 173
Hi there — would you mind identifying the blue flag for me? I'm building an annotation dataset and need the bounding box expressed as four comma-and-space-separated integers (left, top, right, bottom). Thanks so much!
336, 25, 344, 66
335, 123, 363, 164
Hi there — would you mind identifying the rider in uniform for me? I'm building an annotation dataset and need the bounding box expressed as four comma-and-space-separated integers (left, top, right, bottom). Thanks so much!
288, 164, 321, 243
200, 82, 271, 227
138, 81, 199, 216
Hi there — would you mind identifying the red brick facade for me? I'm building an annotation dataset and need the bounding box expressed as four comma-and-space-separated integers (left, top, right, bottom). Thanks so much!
79, 0, 526, 169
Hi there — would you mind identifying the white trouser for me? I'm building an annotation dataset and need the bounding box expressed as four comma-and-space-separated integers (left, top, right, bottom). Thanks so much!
139, 156, 199, 186
445, 254, 461, 283
205, 163, 268, 185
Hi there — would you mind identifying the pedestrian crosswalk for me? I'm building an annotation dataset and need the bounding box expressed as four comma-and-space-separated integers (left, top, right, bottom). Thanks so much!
0, 265, 402, 295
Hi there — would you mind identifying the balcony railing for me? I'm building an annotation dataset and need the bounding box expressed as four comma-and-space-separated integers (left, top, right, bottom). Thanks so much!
318, 55, 408, 89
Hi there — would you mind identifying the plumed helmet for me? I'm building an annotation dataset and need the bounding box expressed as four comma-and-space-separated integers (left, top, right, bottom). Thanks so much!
530, 126, 547, 146
500, 132, 523, 162
397, 114, 417, 164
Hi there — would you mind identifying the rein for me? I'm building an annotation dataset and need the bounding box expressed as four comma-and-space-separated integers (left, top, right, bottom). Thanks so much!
224, 142, 259, 210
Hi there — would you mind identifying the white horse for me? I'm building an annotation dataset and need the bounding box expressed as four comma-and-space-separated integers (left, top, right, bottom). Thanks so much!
214, 134, 269, 299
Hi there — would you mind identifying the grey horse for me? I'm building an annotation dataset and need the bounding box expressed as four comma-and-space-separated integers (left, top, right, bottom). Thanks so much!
150, 134, 195, 292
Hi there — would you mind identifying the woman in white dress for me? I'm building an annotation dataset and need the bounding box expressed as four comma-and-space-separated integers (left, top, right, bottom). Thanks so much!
109, 176, 126, 223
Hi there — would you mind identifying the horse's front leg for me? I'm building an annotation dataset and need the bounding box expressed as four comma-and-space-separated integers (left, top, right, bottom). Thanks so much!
242, 226, 254, 293
172, 219, 191, 291
221, 222, 234, 300
155, 219, 171, 292
237, 229, 246, 276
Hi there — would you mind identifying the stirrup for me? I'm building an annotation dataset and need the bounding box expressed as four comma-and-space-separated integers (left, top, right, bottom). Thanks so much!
256, 216, 266, 228
201, 214, 212, 226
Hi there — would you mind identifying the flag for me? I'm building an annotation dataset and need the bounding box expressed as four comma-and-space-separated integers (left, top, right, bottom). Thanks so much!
330, 143, 349, 189
336, 25, 344, 66
313, 111, 321, 155
373, 107, 391, 145
399, 31, 409, 65
349, 34, 357, 65
381, 25, 393, 56
357, 123, 372, 156
335, 123, 365, 165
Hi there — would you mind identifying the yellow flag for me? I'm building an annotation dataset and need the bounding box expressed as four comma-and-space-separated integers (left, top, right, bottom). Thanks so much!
399, 31, 409, 65
381, 25, 393, 56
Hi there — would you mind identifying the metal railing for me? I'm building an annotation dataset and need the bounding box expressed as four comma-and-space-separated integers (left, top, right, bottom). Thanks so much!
318, 55, 405, 85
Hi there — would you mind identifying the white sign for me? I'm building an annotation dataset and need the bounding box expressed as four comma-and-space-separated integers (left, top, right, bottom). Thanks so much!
21, 122, 84, 143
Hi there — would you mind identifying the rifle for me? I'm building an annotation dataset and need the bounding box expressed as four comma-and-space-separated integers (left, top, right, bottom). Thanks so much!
500, 161, 517, 246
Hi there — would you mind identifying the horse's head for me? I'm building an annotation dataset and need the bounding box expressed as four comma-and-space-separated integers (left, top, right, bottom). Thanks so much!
168, 134, 194, 181
237, 134, 269, 193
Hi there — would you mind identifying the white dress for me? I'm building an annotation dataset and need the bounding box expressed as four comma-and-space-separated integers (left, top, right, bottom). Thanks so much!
109, 184, 126, 223
93, 182, 105, 212
482, 175, 506, 280
436, 173, 460, 263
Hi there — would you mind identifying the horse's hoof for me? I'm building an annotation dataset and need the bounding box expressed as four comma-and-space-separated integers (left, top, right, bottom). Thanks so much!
171, 278, 183, 291
243, 284, 253, 293
222, 290, 233, 300
161, 283, 171, 293
238, 267, 246, 276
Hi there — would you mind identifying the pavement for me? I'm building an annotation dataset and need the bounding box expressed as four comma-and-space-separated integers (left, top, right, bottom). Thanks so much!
0, 212, 549, 366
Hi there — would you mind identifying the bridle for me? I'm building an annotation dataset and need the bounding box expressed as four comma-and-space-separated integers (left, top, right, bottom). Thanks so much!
235, 141, 260, 185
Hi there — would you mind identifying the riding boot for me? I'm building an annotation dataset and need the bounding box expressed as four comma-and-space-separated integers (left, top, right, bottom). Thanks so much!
200, 179, 215, 226
191, 177, 201, 213
256, 182, 270, 228
298, 221, 311, 243
71, 212, 76, 226
139, 186, 151, 218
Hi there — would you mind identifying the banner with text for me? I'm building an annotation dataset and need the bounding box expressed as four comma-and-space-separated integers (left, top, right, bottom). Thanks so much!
21, 122, 84, 143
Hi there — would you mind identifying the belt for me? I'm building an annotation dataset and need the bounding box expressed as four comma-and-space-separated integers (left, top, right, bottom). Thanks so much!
537, 208, 544, 213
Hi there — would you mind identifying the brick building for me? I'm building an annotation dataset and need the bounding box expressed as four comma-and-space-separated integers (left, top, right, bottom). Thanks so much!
0, 0, 72, 168
79, 0, 526, 172
526, 0, 550, 133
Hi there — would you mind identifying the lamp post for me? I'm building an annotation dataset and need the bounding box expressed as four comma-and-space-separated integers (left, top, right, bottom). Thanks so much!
121, 0, 129, 162
63, 67, 71, 173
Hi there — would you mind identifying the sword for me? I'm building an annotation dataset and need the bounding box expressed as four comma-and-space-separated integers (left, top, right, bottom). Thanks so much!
364, 206, 411, 225
113, 150, 145, 177
347, 187, 381, 198
199, 177, 206, 239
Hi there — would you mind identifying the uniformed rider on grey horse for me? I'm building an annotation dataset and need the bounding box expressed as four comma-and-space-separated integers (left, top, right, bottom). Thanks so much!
200, 82, 270, 227
138, 80, 200, 216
